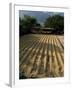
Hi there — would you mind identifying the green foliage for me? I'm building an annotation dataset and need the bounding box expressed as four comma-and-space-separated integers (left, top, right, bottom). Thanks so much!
19, 15, 37, 36
44, 15, 64, 34
19, 15, 64, 35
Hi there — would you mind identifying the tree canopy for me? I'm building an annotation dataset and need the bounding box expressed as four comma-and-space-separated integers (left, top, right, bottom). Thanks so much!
19, 15, 64, 36
44, 15, 64, 34
19, 15, 37, 36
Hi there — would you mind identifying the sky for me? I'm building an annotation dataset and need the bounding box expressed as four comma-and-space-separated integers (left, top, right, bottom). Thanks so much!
19, 10, 64, 25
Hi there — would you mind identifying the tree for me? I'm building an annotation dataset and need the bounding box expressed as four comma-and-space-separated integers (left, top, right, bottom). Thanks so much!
19, 15, 37, 36
44, 15, 64, 34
